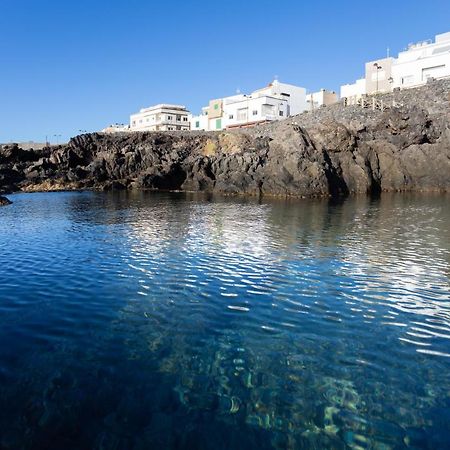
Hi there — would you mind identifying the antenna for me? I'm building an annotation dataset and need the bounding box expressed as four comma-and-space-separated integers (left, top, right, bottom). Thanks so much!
387, 47, 390, 58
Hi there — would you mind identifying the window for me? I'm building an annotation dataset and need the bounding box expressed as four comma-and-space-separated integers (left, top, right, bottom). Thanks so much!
228, 114, 234, 119
214, 103, 219, 110
422, 65, 446, 81
216, 118, 222, 129
167, 115, 173, 121
176, 115, 181, 121
195, 121, 200, 128
183, 117, 188, 122
139, 119, 143, 123
279, 111, 284, 116
401, 75, 414, 85
176, 126, 181, 130
132, 121, 136, 126
262, 104, 275, 116
253, 110, 258, 116
237, 108, 248, 121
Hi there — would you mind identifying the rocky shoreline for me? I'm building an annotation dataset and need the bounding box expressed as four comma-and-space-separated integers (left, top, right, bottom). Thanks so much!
1, 79, 449, 199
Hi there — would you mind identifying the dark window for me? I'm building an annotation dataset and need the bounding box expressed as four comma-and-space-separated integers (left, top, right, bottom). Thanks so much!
279, 111, 284, 116
253, 110, 258, 116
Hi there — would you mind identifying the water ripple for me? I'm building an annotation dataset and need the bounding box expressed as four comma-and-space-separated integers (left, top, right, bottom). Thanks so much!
0, 191, 449, 449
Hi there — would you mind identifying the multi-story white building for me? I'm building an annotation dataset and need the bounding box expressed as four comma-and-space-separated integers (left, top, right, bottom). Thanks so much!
190, 80, 307, 131
130, 104, 190, 132
341, 31, 450, 102
305, 89, 339, 111
392, 32, 450, 88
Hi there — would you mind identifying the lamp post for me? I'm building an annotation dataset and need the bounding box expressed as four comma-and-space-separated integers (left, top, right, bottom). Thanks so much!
373, 63, 383, 94
53, 134, 62, 145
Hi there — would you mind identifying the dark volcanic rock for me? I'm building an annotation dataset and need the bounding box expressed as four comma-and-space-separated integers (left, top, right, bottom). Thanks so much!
1, 79, 450, 198
0, 196, 12, 206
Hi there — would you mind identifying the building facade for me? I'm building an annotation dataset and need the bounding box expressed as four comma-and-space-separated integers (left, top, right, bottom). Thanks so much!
305, 89, 339, 111
190, 80, 307, 131
392, 32, 450, 89
130, 104, 190, 132
341, 31, 450, 101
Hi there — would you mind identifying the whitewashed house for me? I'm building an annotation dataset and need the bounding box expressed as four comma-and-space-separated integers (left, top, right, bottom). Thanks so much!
190, 80, 308, 131
392, 31, 450, 88
130, 104, 190, 132
341, 31, 450, 101
305, 89, 339, 111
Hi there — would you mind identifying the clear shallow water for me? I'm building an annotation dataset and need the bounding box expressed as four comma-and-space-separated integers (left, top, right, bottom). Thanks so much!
0, 191, 450, 449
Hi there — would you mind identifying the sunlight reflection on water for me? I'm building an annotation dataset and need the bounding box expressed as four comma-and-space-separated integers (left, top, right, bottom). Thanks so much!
0, 191, 449, 449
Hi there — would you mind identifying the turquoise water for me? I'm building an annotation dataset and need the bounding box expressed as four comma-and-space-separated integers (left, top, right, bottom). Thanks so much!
0, 191, 449, 449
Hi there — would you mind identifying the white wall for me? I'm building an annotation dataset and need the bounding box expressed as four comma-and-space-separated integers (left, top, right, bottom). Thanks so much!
306, 90, 339, 110
189, 110, 209, 131
189, 80, 306, 131
341, 31, 450, 96
130, 105, 190, 131
255, 81, 307, 115
224, 96, 288, 128
340, 78, 366, 99
392, 34, 450, 88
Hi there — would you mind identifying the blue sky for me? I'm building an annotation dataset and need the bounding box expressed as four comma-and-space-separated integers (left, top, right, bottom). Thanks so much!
1, 0, 449, 143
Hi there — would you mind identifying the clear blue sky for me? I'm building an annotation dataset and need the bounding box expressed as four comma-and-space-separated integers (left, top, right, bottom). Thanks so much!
1, 0, 449, 143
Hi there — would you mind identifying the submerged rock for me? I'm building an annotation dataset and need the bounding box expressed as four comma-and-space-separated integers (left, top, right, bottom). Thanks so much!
0, 195, 11, 206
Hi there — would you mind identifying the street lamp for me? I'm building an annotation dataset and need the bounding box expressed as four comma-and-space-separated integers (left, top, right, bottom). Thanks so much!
53, 134, 62, 145
373, 63, 383, 94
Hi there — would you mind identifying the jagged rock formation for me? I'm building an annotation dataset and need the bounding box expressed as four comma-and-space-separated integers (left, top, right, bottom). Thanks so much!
1, 79, 449, 198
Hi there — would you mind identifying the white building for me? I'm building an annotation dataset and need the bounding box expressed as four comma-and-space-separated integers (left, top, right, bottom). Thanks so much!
130, 104, 190, 132
341, 31, 450, 101
305, 89, 339, 111
340, 78, 367, 102
190, 80, 307, 131
392, 31, 450, 89
224, 94, 289, 129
